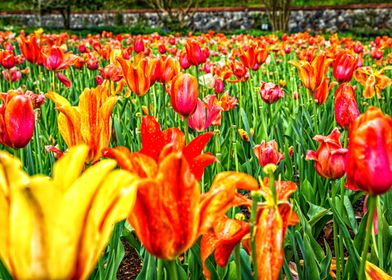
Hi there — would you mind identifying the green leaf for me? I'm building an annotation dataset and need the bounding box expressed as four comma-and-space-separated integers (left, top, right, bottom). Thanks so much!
307, 202, 332, 226
343, 195, 358, 234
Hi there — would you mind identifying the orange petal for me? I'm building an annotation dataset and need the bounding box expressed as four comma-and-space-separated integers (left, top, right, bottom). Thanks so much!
365, 261, 392, 280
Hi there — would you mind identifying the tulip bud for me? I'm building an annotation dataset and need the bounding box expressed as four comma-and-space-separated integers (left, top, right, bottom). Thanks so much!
253, 140, 284, 167
170, 73, 199, 117
56, 72, 71, 88
0, 95, 35, 149
345, 107, 392, 195
214, 78, 224, 94
259, 81, 284, 104
306, 128, 347, 179
334, 83, 360, 130
333, 52, 359, 83
133, 36, 144, 54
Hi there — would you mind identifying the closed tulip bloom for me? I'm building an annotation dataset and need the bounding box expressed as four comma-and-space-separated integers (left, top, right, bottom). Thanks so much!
46, 84, 119, 163
170, 73, 199, 117
334, 83, 360, 129
306, 128, 348, 179
42, 46, 75, 71
333, 52, 359, 83
345, 107, 392, 195
0, 145, 139, 280
259, 81, 284, 104
0, 93, 35, 149
185, 39, 208, 66
253, 140, 284, 167
133, 36, 145, 53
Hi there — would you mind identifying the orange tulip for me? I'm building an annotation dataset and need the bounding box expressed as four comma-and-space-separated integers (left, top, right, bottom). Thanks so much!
104, 115, 216, 181
46, 84, 119, 163
353, 66, 392, 99
201, 179, 298, 280
0, 92, 35, 149
17, 34, 42, 65
103, 119, 258, 260
117, 54, 154, 97
313, 78, 337, 105
151, 56, 180, 84
289, 53, 332, 92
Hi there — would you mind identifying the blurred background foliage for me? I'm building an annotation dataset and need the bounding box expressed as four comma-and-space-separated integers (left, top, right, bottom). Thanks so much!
0, 0, 389, 12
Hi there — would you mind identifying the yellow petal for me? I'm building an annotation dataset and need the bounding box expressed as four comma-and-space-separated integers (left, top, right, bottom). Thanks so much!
52, 145, 89, 192
78, 169, 139, 279
366, 261, 392, 280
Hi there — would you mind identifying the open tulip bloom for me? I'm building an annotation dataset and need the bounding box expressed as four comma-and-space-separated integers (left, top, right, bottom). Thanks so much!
0, 145, 139, 279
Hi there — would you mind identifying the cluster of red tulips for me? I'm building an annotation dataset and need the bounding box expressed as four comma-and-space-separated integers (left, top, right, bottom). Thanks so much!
0, 29, 391, 280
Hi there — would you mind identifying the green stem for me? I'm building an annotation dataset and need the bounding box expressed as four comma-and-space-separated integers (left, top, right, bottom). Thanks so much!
250, 193, 259, 279
157, 258, 163, 280
235, 244, 242, 280
358, 195, 377, 280
165, 259, 178, 280
332, 183, 341, 280
377, 196, 383, 269
184, 117, 189, 144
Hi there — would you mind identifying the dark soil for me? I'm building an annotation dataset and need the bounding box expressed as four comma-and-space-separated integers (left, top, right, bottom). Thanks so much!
117, 239, 142, 280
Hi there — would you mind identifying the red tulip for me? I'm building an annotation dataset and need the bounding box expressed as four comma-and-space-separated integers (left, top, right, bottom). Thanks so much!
214, 78, 224, 94
170, 73, 199, 117
333, 52, 359, 83
306, 128, 347, 179
0, 94, 35, 149
188, 99, 222, 132
133, 36, 144, 53
345, 107, 392, 195
253, 140, 284, 167
185, 39, 208, 66
334, 83, 360, 130
259, 81, 284, 104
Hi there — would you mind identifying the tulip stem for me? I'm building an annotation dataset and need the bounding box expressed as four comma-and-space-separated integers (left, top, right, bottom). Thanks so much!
165, 259, 178, 280
358, 195, 376, 280
184, 117, 189, 144
235, 244, 242, 280
157, 258, 163, 280
250, 193, 259, 279
331, 182, 341, 280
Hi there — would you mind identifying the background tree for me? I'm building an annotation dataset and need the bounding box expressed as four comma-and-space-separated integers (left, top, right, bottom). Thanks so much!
262, 0, 291, 32
144, 0, 201, 31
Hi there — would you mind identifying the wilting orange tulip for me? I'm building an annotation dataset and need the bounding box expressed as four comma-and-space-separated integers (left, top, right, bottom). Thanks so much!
170, 73, 199, 117
117, 54, 154, 96
365, 261, 392, 280
334, 83, 360, 129
289, 53, 332, 92
201, 179, 298, 280
353, 66, 392, 98
17, 34, 42, 65
46, 84, 119, 163
253, 140, 284, 167
345, 107, 392, 195
0, 92, 35, 149
306, 128, 347, 179
333, 51, 359, 83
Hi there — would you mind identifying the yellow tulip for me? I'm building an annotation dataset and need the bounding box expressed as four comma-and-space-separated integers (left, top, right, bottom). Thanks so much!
0, 145, 139, 280
46, 84, 119, 163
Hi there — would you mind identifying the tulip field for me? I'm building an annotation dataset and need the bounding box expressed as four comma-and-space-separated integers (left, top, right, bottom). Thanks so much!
0, 29, 391, 280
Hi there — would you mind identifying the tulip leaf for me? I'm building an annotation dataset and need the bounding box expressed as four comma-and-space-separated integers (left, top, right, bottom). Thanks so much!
343, 195, 358, 234
301, 179, 315, 203
320, 240, 332, 280
113, 117, 125, 146
239, 108, 255, 146
136, 250, 157, 280
307, 202, 332, 226
239, 249, 253, 280
302, 233, 321, 279
0, 260, 12, 280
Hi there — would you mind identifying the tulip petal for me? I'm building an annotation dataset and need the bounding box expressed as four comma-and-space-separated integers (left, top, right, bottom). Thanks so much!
199, 172, 258, 233
184, 132, 214, 159
189, 153, 217, 181
140, 115, 165, 160
365, 261, 392, 280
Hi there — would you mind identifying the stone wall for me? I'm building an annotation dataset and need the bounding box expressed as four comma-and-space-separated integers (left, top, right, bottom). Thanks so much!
0, 4, 391, 33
